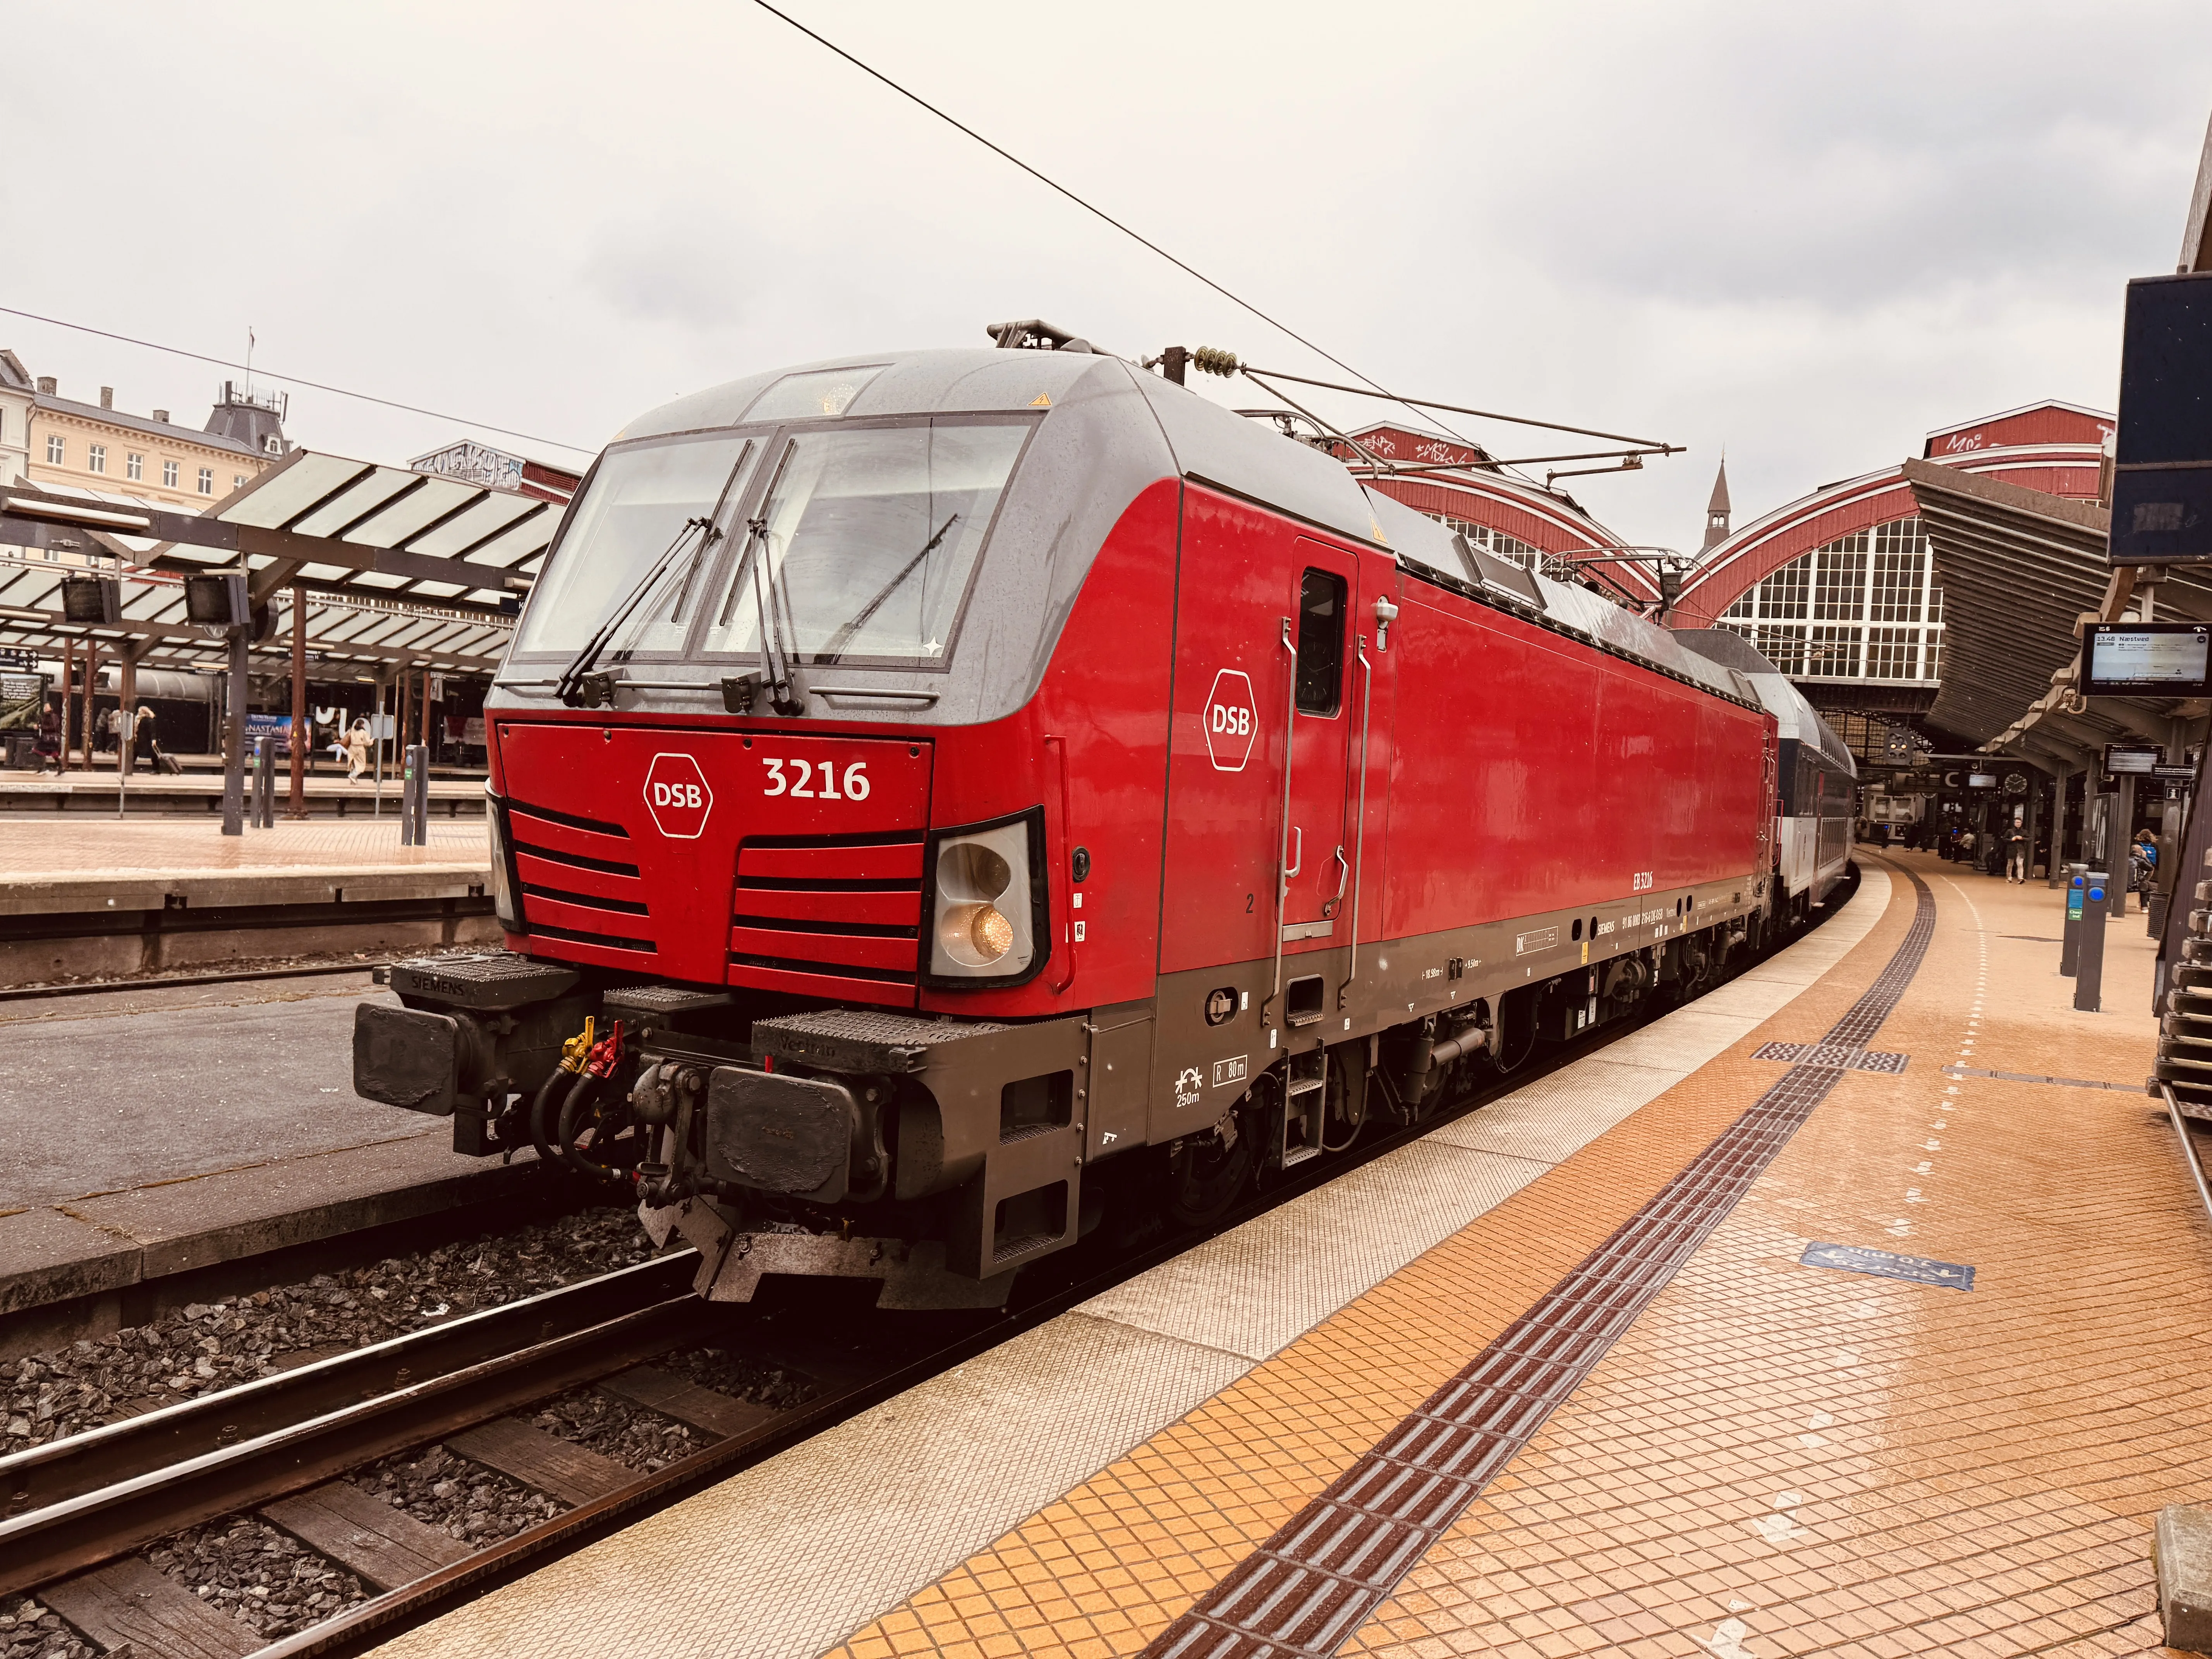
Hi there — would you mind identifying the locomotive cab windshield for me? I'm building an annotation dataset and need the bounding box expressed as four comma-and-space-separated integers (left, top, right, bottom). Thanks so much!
515, 416, 1038, 676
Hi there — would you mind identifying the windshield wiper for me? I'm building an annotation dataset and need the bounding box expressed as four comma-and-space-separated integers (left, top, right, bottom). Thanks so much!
555, 515, 719, 708
816, 512, 960, 663
735, 515, 805, 717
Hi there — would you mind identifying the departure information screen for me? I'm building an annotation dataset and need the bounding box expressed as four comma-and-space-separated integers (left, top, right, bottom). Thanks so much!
2080, 622, 2212, 696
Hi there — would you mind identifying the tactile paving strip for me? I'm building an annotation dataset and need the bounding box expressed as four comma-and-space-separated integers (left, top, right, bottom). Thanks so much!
1142, 870, 1939, 1659
1750, 1039, 1910, 1073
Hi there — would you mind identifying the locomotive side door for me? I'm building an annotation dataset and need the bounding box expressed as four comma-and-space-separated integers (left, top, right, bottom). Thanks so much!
1153, 496, 1363, 1141
1274, 541, 1360, 967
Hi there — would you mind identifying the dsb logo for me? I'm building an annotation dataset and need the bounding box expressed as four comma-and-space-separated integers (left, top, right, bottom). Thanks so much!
642, 752, 714, 839
1203, 668, 1258, 772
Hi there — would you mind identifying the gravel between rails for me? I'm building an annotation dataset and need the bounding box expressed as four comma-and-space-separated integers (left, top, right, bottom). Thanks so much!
359, 1443, 563, 1548
147, 1516, 371, 1642
3, 1204, 658, 1448
0, 1595, 91, 1659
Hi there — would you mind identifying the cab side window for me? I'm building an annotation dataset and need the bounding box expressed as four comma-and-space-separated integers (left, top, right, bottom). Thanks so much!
1295, 568, 1346, 715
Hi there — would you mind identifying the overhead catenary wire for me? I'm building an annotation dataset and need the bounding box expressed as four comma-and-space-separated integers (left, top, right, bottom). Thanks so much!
0, 304, 596, 457
742, 0, 1490, 451
1235, 363, 1676, 450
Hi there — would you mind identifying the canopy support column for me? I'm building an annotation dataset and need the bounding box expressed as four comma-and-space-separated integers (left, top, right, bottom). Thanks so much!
59, 641, 74, 772
222, 628, 247, 837
287, 584, 308, 821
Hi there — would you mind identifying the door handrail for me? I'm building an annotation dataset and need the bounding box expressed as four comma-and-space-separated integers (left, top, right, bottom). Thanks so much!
1264, 617, 1297, 1032
1341, 637, 1373, 1010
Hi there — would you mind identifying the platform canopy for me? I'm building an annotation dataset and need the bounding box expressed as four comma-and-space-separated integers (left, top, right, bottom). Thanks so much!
0, 448, 563, 677
1901, 457, 2212, 768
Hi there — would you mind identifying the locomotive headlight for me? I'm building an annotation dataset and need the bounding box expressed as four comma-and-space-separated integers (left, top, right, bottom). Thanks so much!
924, 809, 1046, 984
940, 900, 1015, 966
486, 786, 523, 931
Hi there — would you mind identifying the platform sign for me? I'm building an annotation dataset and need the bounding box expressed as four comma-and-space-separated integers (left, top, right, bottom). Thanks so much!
2079, 622, 2212, 697
244, 712, 295, 755
2109, 270, 2212, 565
2103, 741, 2165, 776
0, 649, 36, 672
0, 671, 45, 733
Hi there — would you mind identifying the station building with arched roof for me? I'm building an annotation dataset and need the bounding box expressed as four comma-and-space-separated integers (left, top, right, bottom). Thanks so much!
1669, 401, 2112, 736
1334, 421, 1665, 611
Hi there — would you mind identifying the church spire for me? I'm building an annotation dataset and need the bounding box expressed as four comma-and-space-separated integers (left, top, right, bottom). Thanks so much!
1701, 453, 1732, 551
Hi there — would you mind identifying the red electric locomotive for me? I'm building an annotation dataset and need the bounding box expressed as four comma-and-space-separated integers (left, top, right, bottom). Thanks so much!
355, 335, 1829, 1308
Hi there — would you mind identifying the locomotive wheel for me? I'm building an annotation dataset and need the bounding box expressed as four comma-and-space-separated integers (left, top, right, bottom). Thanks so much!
1164, 1105, 1256, 1228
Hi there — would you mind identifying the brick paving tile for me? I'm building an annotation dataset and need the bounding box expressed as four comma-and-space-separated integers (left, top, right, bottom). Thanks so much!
826, 856, 2209, 1657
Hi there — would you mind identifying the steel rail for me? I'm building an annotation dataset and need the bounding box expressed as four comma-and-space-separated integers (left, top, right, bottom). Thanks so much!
2160, 1080, 2212, 1224
0, 960, 378, 1004
0, 1251, 699, 1597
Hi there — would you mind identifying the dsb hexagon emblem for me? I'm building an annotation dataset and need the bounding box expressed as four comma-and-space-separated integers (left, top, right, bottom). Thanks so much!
1204, 669, 1258, 772
642, 752, 713, 838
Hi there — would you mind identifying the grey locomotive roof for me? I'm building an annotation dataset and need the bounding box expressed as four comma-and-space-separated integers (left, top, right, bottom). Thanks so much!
605, 347, 1748, 710
1674, 629, 1856, 775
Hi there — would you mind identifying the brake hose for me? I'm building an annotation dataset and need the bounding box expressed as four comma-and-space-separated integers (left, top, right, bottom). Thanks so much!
534, 1017, 598, 1162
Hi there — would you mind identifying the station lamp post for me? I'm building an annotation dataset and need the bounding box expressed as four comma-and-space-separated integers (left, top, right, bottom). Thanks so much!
184, 572, 253, 836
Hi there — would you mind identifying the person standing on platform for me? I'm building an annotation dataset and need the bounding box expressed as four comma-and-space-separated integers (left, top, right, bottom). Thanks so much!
2007, 821, 2028, 883
132, 705, 158, 771
32, 701, 60, 774
346, 720, 372, 783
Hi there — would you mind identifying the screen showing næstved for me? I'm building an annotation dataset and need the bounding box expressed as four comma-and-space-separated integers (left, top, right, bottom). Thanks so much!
2081, 623, 2212, 696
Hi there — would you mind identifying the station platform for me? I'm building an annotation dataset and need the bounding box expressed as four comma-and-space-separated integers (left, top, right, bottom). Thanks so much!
371, 852, 2212, 1659
0, 816, 488, 880
0, 818, 495, 984
0, 969, 546, 1355
0, 769, 487, 816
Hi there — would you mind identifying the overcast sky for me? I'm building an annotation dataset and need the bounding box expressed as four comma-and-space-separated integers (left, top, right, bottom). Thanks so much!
7, 2, 2210, 549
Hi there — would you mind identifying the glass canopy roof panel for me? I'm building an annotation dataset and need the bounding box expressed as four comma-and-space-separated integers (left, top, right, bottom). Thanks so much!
451, 512, 558, 570
218, 455, 376, 530
405, 494, 541, 559
150, 544, 234, 569
346, 479, 479, 549
288, 470, 420, 539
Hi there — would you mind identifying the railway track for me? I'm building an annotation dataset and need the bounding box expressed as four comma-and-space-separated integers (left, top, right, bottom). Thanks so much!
0, 872, 1860, 1659
0, 1237, 1016, 1659
0, 961, 372, 1005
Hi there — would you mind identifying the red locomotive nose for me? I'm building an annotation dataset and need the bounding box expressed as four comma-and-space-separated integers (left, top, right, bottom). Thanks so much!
498, 722, 935, 1002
